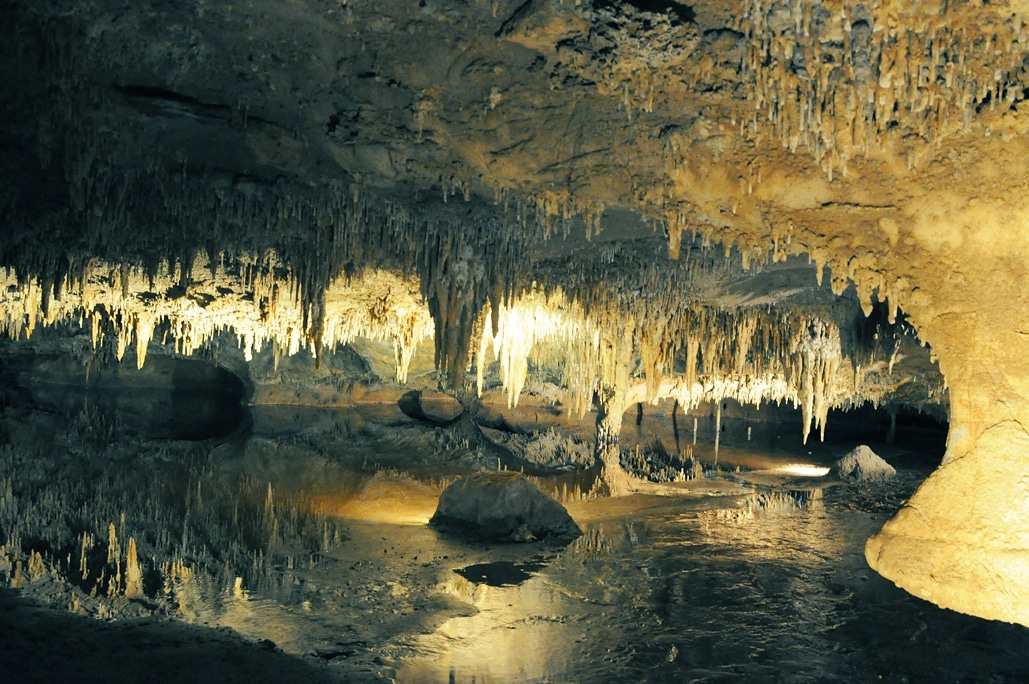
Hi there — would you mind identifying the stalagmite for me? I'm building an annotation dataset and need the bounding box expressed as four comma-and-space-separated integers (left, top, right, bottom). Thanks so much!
714, 401, 722, 466
107, 522, 121, 596
80, 532, 92, 581
124, 537, 143, 598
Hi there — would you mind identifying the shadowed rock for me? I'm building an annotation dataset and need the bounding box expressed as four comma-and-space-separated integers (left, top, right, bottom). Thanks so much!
429, 471, 582, 542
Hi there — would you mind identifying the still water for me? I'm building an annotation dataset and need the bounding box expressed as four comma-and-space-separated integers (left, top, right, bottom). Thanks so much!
172, 456, 1029, 683
1, 390, 1027, 683
388, 490, 1029, 683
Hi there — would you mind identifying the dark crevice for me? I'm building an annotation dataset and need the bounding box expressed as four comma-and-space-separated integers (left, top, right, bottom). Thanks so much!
820, 201, 897, 210
703, 27, 744, 40
112, 83, 280, 128
495, 0, 536, 37
593, 0, 695, 25
113, 84, 230, 112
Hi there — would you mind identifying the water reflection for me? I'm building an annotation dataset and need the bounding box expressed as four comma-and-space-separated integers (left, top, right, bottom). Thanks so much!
0, 396, 1026, 684
0, 352, 247, 441
402, 562, 584, 683
396, 490, 1029, 683
454, 559, 548, 587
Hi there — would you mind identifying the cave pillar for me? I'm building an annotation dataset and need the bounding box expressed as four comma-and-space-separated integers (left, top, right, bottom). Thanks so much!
592, 324, 635, 496
593, 385, 632, 496
866, 319, 1029, 626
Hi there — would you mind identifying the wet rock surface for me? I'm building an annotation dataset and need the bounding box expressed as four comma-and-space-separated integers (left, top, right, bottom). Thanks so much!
430, 471, 583, 542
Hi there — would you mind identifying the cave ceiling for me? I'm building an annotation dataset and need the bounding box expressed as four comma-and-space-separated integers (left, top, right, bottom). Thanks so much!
10, 0, 1029, 421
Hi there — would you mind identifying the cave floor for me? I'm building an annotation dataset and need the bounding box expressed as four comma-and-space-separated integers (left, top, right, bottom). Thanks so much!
1, 401, 1027, 682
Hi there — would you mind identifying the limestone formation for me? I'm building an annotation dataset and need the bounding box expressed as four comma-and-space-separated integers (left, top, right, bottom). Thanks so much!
1, 0, 1028, 627
430, 472, 582, 542
124, 537, 143, 599
830, 445, 896, 484
866, 421, 1029, 626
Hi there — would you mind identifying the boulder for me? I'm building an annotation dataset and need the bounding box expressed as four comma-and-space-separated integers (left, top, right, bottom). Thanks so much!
831, 445, 896, 483
417, 391, 464, 423
429, 471, 582, 542
398, 390, 463, 425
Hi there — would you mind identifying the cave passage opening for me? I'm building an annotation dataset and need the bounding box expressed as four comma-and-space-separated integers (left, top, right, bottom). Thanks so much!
0, 345, 249, 442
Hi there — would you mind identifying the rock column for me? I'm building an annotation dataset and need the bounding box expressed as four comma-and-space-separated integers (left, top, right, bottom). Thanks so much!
592, 325, 634, 496
866, 305, 1029, 626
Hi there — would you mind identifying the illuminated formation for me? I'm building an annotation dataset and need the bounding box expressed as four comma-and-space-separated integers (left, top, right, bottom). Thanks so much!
1, 259, 432, 382
3, 0, 1029, 630
479, 283, 924, 445
2, 238, 934, 456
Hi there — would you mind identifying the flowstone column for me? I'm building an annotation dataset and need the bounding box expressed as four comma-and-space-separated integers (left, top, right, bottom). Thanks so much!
865, 320, 1029, 626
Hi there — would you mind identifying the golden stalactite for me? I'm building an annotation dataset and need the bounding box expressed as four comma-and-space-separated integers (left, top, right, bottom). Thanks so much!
0, 258, 433, 383
473, 261, 919, 442
740, 0, 1029, 178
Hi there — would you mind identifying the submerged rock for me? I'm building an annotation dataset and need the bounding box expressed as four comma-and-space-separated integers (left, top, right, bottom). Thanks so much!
831, 445, 896, 483
429, 471, 582, 542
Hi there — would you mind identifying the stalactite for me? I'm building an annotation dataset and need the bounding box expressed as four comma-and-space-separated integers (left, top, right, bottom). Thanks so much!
0, 5, 948, 438
1, 256, 438, 382
470, 233, 918, 444
740, 0, 1029, 176
2, 54, 559, 387
792, 319, 843, 444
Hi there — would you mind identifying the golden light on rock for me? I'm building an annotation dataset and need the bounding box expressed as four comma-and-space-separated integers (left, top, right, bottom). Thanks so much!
773, 464, 831, 477
3, 0, 1029, 643
2, 259, 432, 382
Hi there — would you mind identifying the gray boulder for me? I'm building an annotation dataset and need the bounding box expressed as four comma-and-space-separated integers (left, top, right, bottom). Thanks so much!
830, 445, 896, 483
430, 471, 582, 542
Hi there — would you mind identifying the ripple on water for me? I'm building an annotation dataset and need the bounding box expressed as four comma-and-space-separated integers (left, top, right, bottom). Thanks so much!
392, 492, 1029, 683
